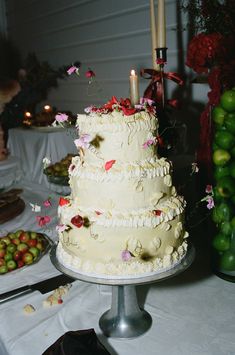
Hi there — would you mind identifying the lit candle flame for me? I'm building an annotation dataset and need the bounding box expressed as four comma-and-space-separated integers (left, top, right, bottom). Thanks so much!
25, 111, 32, 118
131, 69, 136, 76
44, 105, 52, 112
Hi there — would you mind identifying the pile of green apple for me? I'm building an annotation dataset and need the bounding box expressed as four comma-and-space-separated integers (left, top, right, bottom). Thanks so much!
44, 154, 76, 178
0, 230, 49, 274
212, 88, 235, 272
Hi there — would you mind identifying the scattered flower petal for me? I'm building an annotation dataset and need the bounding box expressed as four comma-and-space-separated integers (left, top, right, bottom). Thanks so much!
105, 160, 116, 171
59, 197, 70, 206
205, 184, 213, 194
67, 65, 79, 75
43, 198, 51, 207
30, 203, 41, 212
191, 162, 199, 174
206, 196, 215, 209
85, 69, 96, 78
36, 215, 51, 227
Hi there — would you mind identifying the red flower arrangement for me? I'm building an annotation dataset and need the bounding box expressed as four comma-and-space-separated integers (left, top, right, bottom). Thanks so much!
186, 33, 227, 74
186, 31, 235, 174
85, 96, 156, 116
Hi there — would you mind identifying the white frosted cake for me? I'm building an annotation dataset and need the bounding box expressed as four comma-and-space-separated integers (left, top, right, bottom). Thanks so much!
56, 97, 188, 277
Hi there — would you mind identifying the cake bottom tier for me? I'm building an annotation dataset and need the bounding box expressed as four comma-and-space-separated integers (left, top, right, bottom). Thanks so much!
57, 216, 188, 276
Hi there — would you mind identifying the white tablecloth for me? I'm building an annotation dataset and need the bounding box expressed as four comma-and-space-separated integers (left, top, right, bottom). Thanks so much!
0, 181, 235, 355
0, 156, 22, 190
7, 127, 78, 191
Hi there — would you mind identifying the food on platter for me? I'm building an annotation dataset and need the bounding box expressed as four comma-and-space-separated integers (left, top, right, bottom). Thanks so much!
0, 189, 25, 224
56, 97, 188, 277
0, 230, 51, 274
44, 154, 76, 185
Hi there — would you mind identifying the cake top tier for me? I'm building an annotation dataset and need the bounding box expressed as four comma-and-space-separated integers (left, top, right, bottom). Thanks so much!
75, 97, 159, 164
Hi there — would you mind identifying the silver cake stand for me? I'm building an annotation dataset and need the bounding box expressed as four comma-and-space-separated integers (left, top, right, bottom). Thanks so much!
50, 243, 195, 339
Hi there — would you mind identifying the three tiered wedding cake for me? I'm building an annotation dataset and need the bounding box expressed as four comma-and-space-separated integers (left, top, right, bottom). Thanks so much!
56, 97, 188, 276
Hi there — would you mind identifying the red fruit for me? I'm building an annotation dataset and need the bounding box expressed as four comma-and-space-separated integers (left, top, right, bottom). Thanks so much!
12, 238, 20, 246
22, 252, 34, 265
0, 249, 6, 258
19, 232, 30, 243
13, 250, 22, 261
71, 215, 84, 228
27, 239, 37, 247
17, 243, 29, 253
0, 258, 6, 267
17, 260, 25, 268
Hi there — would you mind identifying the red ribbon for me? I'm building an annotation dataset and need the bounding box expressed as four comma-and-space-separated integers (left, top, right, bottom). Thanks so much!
140, 68, 184, 108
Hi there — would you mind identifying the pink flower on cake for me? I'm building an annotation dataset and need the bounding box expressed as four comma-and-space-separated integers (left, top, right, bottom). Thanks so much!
56, 224, 67, 232
84, 106, 94, 114
55, 113, 69, 123
142, 138, 157, 149
59, 197, 70, 206
121, 250, 132, 261
36, 215, 51, 227
67, 65, 79, 75
74, 134, 92, 149
105, 160, 116, 171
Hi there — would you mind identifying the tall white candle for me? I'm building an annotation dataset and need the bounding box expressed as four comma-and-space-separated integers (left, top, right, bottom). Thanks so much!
157, 0, 166, 48
129, 70, 139, 106
150, 0, 158, 69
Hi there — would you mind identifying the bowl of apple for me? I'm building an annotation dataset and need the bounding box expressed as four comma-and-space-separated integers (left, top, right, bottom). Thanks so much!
44, 154, 76, 186
0, 230, 53, 274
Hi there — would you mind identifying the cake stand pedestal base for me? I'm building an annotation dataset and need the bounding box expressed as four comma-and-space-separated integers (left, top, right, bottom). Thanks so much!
50, 243, 195, 339
99, 285, 152, 338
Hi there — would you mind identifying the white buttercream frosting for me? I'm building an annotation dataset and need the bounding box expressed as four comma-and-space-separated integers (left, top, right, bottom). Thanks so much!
57, 104, 188, 276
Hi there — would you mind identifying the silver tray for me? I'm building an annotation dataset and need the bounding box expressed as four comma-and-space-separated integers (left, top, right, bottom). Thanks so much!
0, 233, 53, 276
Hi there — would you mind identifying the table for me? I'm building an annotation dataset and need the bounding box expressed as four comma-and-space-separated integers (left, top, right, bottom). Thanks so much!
0, 180, 235, 355
0, 156, 22, 190
7, 127, 78, 190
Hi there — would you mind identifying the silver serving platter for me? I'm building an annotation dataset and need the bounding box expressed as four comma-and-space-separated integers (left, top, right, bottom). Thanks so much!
0, 233, 53, 276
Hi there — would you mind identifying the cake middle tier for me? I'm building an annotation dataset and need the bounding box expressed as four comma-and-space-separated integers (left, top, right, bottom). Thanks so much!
69, 156, 175, 210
